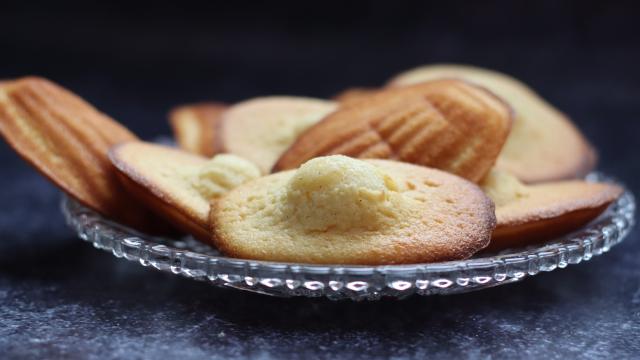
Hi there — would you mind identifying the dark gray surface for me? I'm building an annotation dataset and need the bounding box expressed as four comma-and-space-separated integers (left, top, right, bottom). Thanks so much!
1, 2, 640, 359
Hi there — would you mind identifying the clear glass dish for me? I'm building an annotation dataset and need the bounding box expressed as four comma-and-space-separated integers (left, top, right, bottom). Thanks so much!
62, 173, 635, 301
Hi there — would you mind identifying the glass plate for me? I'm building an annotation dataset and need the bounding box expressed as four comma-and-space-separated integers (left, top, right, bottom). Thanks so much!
62, 173, 635, 301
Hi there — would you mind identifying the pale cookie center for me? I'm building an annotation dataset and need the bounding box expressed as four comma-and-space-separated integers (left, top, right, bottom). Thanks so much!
193, 154, 261, 199
271, 112, 322, 147
481, 168, 530, 206
283, 155, 405, 232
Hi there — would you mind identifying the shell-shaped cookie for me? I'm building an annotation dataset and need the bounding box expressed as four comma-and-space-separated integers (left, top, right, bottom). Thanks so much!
169, 102, 227, 157
481, 170, 623, 250
211, 157, 496, 265
388, 64, 597, 183
273, 79, 513, 183
0, 77, 171, 234
217, 96, 337, 174
110, 142, 261, 241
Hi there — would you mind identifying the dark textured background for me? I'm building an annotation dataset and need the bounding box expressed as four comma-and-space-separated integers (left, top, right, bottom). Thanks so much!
1, 2, 639, 359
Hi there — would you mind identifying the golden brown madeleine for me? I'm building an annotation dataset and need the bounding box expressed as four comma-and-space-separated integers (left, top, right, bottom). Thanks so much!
169, 102, 227, 157
0, 77, 172, 234
273, 79, 513, 183
481, 170, 623, 251
211, 156, 495, 265
217, 96, 337, 173
110, 142, 260, 241
332, 87, 380, 104
388, 64, 597, 183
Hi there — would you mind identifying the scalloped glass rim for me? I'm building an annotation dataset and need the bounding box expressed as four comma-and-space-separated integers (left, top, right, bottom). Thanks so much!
62, 172, 635, 301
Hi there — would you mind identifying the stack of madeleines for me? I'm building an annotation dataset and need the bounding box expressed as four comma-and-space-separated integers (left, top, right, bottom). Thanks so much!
0, 64, 623, 265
